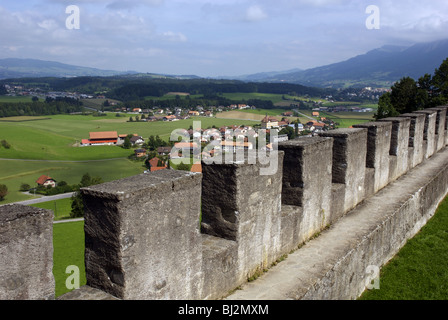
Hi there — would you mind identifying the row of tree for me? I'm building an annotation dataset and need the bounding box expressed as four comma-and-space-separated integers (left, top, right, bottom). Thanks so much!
375, 58, 448, 119
0, 97, 84, 118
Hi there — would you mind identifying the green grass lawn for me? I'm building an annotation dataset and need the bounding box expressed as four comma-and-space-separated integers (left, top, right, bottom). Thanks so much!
31, 198, 73, 221
359, 195, 448, 300
53, 221, 86, 298
0, 114, 259, 160
0, 158, 144, 204
0, 113, 261, 204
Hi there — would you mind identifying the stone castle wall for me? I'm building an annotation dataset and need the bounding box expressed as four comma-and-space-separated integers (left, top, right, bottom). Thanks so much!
0, 106, 447, 300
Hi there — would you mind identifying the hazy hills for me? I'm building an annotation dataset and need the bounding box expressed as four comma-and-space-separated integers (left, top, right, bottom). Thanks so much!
252, 39, 448, 88
1, 38, 447, 89
0, 58, 139, 79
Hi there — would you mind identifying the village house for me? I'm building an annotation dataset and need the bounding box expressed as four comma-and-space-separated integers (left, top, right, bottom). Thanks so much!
261, 116, 279, 130
163, 115, 178, 122
147, 157, 167, 172
130, 135, 144, 146
157, 146, 172, 156
36, 175, 57, 188
134, 149, 147, 158
220, 141, 254, 154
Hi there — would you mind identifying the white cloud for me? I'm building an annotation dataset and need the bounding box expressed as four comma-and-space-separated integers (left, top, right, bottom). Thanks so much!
245, 5, 267, 22
162, 31, 187, 42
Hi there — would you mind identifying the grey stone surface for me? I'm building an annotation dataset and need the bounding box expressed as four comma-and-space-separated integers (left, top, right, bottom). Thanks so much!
0, 204, 54, 300
321, 128, 367, 214
201, 234, 238, 300
279, 137, 333, 243
426, 107, 447, 152
57, 285, 120, 300
398, 113, 425, 169
201, 153, 285, 285
353, 122, 392, 193
226, 147, 448, 300
378, 117, 411, 181
414, 109, 437, 159
81, 170, 203, 300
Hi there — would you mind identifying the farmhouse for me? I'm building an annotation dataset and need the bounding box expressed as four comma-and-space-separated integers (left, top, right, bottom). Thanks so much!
36, 175, 56, 188
83, 131, 118, 146
147, 157, 167, 172
158, 146, 172, 156
163, 115, 178, 121
130, 136, 144, 145
261, 116, 279, 129
134, 149, 147, 158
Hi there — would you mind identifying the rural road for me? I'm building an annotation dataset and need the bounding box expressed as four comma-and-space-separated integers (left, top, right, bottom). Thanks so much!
293, 109, 317, 122
13, 191, 76, 206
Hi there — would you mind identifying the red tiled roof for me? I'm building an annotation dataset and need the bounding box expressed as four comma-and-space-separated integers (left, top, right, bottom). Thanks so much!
36, 175, 54, 185
89, 131, 118, 140
191, 163, 202, 173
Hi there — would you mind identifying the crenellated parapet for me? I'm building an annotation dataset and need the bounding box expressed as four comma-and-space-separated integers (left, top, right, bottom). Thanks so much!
1, 106, 448, 300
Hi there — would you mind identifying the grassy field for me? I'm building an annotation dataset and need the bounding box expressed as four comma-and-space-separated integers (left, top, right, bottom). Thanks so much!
360, 195, 448, 300
53, 221, 86, 298
0, 158, 144, 204
0, 113, 260, 204
0, 96, 43, 103
0, 113, 258, 160
31, 198, 75, 221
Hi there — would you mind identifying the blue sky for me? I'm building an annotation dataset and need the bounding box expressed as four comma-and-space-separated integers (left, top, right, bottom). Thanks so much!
1, 0, 447, 77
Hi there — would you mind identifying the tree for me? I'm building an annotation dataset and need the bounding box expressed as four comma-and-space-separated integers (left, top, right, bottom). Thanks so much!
177, 163, 190, 171
80, 173, 92, 188
123, 136, 132, 149
279, 126, 296, 140
0, 85, 7, 95
71, 174, 103, 218
375, 92, 398, 120
0, 184, 8, 201
390, 77, 419, 114
70, 191, 84, 218
19, 183, 31, 192
1, 140, 11, 149
431, 58, 448, 106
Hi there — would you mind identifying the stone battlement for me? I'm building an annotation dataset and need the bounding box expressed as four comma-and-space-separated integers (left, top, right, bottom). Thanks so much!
1, 106, 448, 300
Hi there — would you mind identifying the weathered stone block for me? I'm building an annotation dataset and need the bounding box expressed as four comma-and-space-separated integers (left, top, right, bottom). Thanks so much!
201, 152, 284, 282
413, 109, 437, 159
321, 128, 367, 214
378, 117, 411, 181
82, 170, 203, 300
398, 113, 425, 169
201, 234, 238, 300
278, 137, 333, 243
0, 204, 54, 300
426, 107, 447, 151
353, 122, 392, 193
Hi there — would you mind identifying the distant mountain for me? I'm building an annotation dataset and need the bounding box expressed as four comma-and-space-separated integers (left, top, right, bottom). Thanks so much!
0, 58, 138, 79
254, 39, 448, 88
219, 68, 303, 81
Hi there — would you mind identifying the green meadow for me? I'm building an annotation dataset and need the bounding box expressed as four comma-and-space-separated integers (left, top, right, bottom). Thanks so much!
0, 158, 144, 204
360, 195, 448, 300
0, 113, 258, 204
53, 221, 86, 298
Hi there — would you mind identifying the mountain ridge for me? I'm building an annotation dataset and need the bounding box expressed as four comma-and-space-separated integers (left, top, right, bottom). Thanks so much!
253, 39, 448, 88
